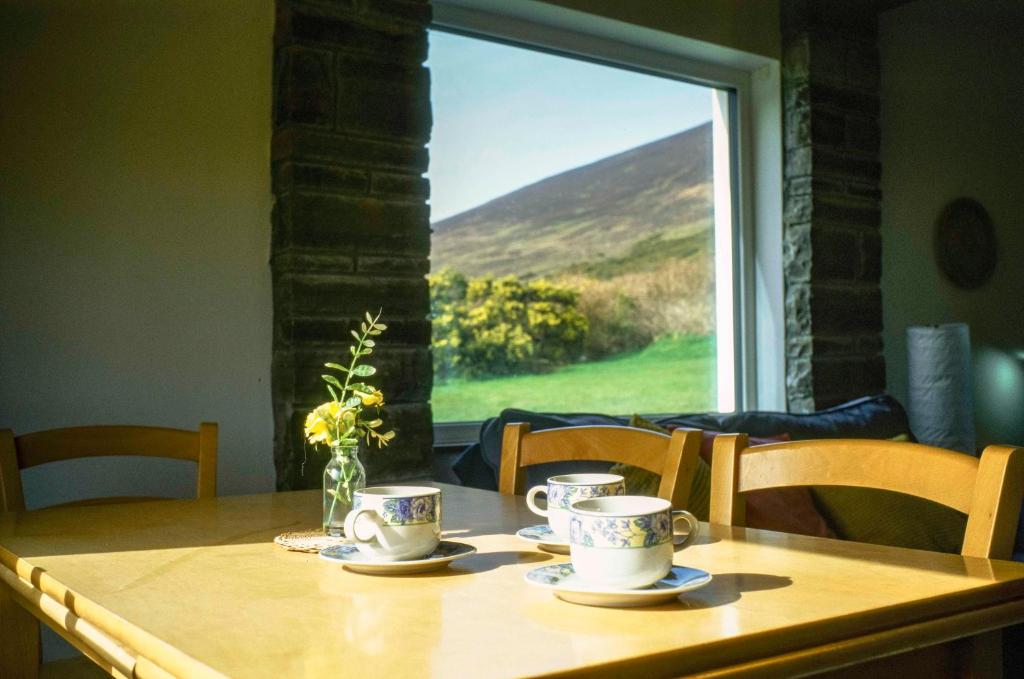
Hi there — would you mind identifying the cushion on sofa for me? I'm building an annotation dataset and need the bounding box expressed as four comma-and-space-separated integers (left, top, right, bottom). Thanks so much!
612, 415, 835, 538
451, 394, 915, 491
812, 485, 967, 553
652, 394, 916, 442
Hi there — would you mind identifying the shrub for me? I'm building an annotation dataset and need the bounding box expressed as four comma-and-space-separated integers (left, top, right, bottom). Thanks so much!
573, 285, 654, 359
429, 269, 588, 379
561, 257, 714, 358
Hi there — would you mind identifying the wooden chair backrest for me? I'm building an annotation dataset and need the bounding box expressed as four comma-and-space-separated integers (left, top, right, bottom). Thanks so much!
499, 423, 702, 508
0, 423, 218, 512
709, 435, 1024, 559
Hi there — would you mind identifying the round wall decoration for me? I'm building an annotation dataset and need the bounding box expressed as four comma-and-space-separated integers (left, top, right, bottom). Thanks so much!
934, 197, 997, 289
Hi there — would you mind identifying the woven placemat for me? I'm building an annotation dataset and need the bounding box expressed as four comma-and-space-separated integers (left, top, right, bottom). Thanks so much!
274, 529, 349, 553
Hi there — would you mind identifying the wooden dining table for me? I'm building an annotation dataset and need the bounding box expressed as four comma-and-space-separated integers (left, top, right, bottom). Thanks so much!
3, 482, 1024, 678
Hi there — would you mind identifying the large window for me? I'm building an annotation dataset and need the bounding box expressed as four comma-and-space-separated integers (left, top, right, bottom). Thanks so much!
427, 4, 783, 437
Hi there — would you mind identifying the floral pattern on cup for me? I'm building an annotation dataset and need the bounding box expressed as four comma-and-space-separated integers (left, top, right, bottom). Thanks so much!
548, 482, 624, 510
526, 563, 576, 586
376, 495, 438, 526
569, 511, 672, 549
518, 524, 558, 541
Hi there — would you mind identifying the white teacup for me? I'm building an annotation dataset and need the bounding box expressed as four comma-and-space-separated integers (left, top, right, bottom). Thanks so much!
343, 486, 441, 561
568, 495, 700, 589
526, 473, 625, 541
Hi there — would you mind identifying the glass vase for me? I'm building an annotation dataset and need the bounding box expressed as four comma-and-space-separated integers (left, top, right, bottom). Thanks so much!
323, 441, 366, 536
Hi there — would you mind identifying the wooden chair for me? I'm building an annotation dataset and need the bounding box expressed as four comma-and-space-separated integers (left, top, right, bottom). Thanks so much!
0, 423, 218, 512
0, 423, 218, 678
499, 423, 702, 508
709, 435, 1024, 677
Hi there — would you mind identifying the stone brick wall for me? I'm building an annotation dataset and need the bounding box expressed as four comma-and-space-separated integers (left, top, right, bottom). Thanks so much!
271, 0, 433, 489
781, 0, 885, 412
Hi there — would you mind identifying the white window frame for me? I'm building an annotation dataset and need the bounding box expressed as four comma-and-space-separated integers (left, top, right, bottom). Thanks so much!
430, 0, 783, 446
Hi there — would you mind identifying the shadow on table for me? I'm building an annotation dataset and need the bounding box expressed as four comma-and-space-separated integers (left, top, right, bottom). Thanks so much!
350, 549, 554, 579
674, 572, 793, 610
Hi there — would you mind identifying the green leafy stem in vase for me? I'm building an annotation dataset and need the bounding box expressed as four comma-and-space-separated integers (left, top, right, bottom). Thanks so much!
305, 310, 396, 530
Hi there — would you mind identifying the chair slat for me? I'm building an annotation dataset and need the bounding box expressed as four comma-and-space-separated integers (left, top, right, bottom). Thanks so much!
519, 425, 672, 473
0, 430, 26, 513
734, 440, 979, 513
49, 496, 171, 509
0, 423, 218, 512
500, 423, 701, 508
16, 426, 200, 469
196, 422, 218, 499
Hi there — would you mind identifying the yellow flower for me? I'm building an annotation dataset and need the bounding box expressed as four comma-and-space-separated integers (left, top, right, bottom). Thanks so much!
306, 418, 330, 444
306, 401, 352, 445
354, 387, 384, 407
311, 401, 337, 419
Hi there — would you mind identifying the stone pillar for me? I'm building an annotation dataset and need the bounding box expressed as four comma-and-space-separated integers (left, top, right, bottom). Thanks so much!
271, 0, 433, 489
781, 0, 885, 412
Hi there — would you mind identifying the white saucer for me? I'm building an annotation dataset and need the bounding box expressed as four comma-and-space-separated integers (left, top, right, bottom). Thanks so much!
516, 524, 570, 554
524, 563, 712, 607
319, 540, 476, 574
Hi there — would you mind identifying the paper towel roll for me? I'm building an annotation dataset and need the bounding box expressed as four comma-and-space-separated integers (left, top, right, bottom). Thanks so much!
907, 324, 975, 454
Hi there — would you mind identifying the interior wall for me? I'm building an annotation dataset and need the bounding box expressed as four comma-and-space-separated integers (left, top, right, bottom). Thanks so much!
879, 0, 1024, 447
0, 0, 276, 504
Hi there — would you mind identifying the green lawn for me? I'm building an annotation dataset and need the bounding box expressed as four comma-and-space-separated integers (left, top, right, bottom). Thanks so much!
431, 334, 716, 422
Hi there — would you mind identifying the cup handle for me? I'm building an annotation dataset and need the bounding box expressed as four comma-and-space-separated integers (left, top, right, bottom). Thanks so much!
525, 486, 548, 517
344, 507, 383, 545
671, 510, 701, 551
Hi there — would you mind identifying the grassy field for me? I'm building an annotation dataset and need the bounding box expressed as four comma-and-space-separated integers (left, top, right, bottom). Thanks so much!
432, 334, 716, 422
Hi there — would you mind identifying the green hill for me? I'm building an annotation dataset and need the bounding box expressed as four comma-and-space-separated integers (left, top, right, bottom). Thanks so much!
431, 122, 714, 279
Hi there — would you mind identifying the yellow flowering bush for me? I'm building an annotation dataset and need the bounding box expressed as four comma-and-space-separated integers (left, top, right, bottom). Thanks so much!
429, 268, 587, 379
304, 310, 396, 449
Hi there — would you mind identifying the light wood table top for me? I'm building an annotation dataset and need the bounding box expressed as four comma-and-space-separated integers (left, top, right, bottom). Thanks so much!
3, 483, 1024, 678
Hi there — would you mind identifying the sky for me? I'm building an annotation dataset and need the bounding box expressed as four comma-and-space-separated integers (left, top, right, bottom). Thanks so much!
426, 30, 714, 222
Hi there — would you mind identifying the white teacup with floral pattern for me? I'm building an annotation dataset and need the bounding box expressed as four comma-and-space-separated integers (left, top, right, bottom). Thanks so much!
526, 473, 625, 542
568, 495, 700, 589
343, 486, 442, 561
